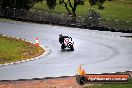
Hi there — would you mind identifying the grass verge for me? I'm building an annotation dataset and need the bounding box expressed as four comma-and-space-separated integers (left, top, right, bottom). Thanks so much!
84, 82, 132, 88
32, 0, 132, 21
0, 18, 14, 22
0, 35, 44, 64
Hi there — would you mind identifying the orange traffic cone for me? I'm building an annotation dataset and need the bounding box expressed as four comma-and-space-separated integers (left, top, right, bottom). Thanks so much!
36, 37, 39, 47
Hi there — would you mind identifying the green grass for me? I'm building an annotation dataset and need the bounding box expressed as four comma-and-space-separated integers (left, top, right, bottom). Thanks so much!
100, 0, 132, 21
1, 0, 131, 31
0, 35, 44, 64
0, 18, 14, 22
32, 0, 90, 16
32, 0, 132, 30
32, 0, 132, 21
84, 82, 132, 88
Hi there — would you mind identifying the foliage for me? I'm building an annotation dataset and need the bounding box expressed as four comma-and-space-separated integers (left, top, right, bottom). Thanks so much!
45, 0, 107, 17
45, 0, 85, 17
84, 9, 101, 26
89, 0, 106, 10
46, 0, 57, 9
0, 0, 43, 10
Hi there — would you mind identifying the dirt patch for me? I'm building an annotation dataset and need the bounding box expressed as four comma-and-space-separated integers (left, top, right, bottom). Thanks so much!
0, 77, 84, 88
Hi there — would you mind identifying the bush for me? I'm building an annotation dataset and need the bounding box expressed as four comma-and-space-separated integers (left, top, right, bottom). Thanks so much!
84, 9, 101, 27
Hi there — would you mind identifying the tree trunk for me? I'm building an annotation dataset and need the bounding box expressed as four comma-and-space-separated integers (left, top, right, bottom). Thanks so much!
72, 8, 76, 17
72, 0, 77, 22
73, 0, 77, 17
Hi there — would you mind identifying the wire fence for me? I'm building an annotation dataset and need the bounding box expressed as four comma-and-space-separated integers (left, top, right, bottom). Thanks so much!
0, 7, 132, 32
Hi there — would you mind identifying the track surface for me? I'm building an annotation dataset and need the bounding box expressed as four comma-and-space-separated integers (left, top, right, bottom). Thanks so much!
0, 22, 132, 80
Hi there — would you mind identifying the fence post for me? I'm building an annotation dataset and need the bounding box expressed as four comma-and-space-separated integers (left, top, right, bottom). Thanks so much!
0, 0, 2, 16
13, 8, 16, 18
5, 7, 9, 17
0, 6, 1, 16
38, 11, 42, 21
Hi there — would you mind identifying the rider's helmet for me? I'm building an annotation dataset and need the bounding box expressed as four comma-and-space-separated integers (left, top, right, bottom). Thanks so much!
59, 34, 62, 37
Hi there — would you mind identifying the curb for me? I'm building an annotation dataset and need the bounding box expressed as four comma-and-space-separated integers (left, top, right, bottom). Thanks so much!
100, 32, 132, 40
111, 35, 132, 40
0, 35, 51, 67
0, 76, 75, 82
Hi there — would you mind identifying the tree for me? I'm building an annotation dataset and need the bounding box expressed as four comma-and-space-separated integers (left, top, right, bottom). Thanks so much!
89, 0, 106, 10
46, 0, 57, 9
45, 0, 85, 17
45, 0, 106, 17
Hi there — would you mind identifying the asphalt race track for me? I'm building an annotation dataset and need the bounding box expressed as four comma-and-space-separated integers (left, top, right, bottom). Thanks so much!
0, 22, 132, 80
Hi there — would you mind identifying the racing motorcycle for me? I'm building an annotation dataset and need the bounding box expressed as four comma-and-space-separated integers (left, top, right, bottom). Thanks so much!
61, 37, 74, 51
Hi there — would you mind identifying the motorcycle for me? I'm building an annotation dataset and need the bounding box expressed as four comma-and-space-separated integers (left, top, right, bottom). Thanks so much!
61, 37, 74, 51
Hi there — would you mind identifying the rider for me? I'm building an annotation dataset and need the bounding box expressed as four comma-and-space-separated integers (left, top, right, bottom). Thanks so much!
59, 34, 70, 44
